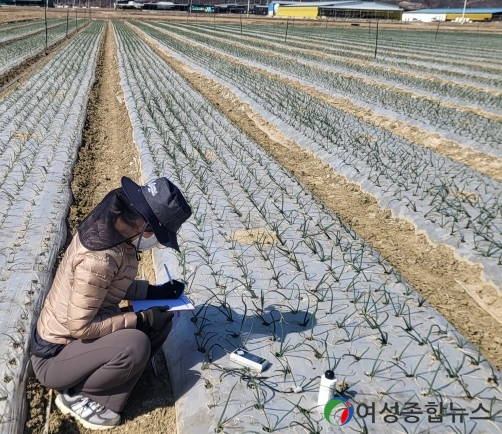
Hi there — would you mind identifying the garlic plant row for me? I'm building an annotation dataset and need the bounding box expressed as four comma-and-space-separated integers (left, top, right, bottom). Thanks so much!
115, 21, 502, 433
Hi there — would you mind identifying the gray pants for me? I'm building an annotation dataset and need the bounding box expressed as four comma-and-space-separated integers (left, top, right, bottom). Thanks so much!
31, 324, 172, 413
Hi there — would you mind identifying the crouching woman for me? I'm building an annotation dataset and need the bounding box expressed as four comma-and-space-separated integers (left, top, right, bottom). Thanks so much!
30, 176, 191, 430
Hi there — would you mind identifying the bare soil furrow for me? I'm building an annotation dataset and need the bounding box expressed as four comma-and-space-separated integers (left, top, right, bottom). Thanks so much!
242, 26, 502, 74
143, 23, 502, 182
155, 22, 502, 122
158, 23, 502, 123
171, 23, 502, 99
24, 21, 176, 434
0, 23, 88, 94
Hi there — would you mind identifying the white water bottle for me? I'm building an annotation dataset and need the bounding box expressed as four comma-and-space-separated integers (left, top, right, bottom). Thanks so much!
317, 370, 337, 406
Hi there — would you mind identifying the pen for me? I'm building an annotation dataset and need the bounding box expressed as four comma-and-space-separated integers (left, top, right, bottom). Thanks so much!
164, 263, 173, 285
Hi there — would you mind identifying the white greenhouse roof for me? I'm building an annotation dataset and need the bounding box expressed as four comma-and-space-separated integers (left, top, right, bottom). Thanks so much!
406, 8, 502, 14
271, 0, 401, 10
321, 1, 402, 10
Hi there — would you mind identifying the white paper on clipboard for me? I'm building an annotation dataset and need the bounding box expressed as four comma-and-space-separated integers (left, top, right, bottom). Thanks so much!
131, 294, 194, 312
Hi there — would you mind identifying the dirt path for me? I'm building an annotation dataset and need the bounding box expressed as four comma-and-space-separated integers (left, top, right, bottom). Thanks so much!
0, 10, 42, 24
157, 24, 502, 124
24, 21, 176, 434
133, 25, 502, 373
143, 22, 502, 182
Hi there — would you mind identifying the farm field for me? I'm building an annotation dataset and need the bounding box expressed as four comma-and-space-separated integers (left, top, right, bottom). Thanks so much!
0, 11, 500, 434
0, 18, 87, 77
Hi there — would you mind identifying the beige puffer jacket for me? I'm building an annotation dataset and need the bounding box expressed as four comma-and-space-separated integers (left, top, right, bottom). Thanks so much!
37, 232, 149, 344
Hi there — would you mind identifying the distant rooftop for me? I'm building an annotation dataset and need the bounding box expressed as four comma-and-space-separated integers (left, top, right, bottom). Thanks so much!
270, 0, 401, 9
321, 1, 402, 10
406, 8, 502, 14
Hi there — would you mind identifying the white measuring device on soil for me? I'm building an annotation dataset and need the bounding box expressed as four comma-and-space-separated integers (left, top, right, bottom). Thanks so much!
229, 348, 269, 372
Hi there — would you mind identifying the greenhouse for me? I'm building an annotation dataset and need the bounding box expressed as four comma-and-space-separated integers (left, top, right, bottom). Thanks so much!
272, 1, 403, 19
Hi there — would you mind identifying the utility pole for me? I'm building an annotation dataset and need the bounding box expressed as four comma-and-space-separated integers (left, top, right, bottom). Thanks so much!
461, 0, 468, 22
247, 0, 250, 18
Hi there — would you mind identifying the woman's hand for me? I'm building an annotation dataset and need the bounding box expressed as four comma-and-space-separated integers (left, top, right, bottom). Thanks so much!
136, 306, 174, 334
146, 280, 185, 299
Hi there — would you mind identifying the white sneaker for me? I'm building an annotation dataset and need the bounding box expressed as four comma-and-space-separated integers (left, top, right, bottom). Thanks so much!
55, 390, 121, 430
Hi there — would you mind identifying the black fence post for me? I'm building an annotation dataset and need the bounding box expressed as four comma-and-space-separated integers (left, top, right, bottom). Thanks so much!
44, 0, 48, 55
240, 13, 243, 34
284, 18, 289, 42
435, 20, 440, 41
374, 21, 379, 59
66, 7, 69, 38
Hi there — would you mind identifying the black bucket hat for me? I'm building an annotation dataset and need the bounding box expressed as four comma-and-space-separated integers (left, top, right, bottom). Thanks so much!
121, 176, 192, 251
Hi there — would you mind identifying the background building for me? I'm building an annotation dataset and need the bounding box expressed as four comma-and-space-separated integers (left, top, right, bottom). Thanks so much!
272, 1, 403, 19
402, 8, 502, 21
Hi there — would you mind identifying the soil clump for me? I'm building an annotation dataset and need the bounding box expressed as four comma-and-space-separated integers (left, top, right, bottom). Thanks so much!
231, 228, 277, 245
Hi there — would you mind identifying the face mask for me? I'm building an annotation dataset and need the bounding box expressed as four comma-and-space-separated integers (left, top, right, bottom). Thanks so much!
130, 233, 158, 251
